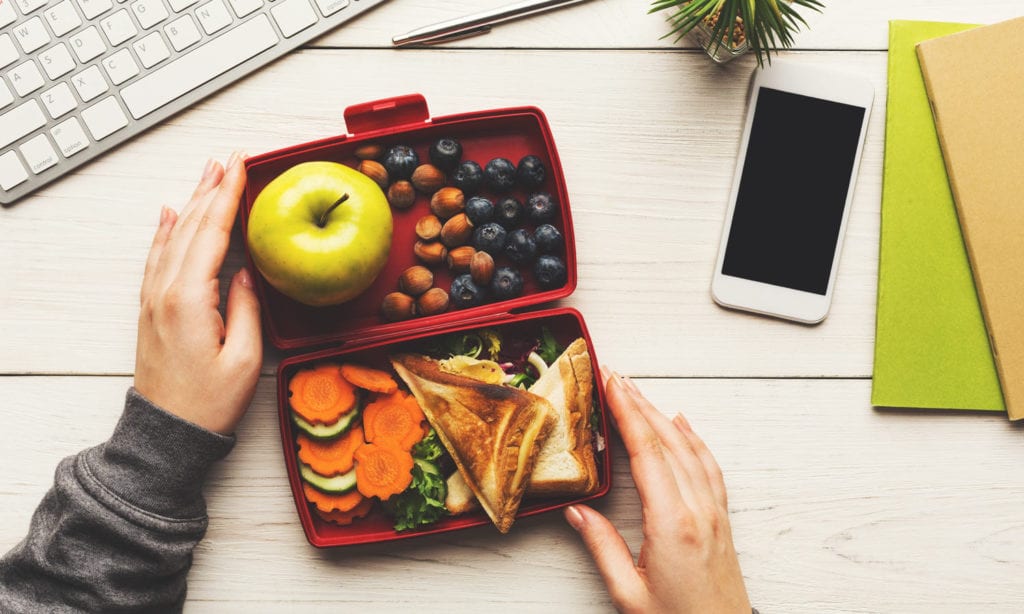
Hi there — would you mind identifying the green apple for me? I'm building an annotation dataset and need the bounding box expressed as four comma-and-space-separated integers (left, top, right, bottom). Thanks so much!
247, 161, 393, 307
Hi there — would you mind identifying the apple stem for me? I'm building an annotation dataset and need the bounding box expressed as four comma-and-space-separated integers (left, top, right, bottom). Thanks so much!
317, 193, 350, 228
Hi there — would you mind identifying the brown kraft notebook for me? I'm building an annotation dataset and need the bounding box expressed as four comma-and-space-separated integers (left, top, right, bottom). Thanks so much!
917, 16, 1024, 419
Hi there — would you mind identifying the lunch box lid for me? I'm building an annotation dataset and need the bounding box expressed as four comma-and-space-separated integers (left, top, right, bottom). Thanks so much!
239, 94, 578, 352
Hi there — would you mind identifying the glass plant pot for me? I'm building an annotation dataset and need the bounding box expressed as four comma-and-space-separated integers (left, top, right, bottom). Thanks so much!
690, 20, 750, 64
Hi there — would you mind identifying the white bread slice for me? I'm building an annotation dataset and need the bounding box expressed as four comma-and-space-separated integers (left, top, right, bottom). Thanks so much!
444, 471, 478, 515
526, 338, 599, 496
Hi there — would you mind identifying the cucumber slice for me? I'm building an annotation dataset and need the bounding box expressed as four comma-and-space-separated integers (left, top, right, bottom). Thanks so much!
291, 405, 359, 440
299, 461, 358, 494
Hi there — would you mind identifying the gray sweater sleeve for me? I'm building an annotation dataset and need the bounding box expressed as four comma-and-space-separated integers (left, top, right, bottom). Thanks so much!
0, 388, 235, 613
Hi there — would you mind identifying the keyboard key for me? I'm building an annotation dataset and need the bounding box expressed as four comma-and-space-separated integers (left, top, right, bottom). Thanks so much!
39, 43, 77, 80
0, 151, 30, 190
72, 65, 109, 101
227, 0, 261, 18
196, 0, 232, 35
70, 27, 107, 63
76, 0, 114, 19
14, 0, 50, 15
45, 1, 85, 37
165, 15, 201, 51
0, 35, 17, 70
81, 96, 128, 140
0, 1, 17, 28
133, 32, 170, 68
41, 83, 78, 118
168, 0, 198, 11
13, 17, 52, 55
313, 0, 346, 18
8, 60, 46, 97
51, 117, 90, 157
0, 81, 12, 108
122, 16, 277, 119
20, 134, 59, 174
131, 0, 169, 29
271, 0, 317, 37
0, 100, 46, 149
101, 9, 138, 46
102, 48, 139, 84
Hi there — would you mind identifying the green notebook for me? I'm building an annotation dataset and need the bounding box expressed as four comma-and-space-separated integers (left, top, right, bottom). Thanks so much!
871, 20, 1003, 411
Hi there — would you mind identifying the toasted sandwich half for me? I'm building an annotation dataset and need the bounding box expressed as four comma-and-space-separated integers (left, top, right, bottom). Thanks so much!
527, 338, 599, 496
390, 353, 555, 533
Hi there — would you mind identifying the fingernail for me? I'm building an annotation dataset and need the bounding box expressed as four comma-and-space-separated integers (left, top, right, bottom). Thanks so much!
226, 151, 239, 169
673, 413, 693, 433
238, 267, 252, 288
159, 206, 170, 224
201, 158, 216, 180
623, 376, 640, 393
565, 505, 584, 531
600, 365, 612, 383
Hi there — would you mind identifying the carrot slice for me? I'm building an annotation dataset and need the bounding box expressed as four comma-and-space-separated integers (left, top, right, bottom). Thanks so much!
340, 363, 398, 394
296, 426, 365, 476
363, 390, 426, 450
313, 496, 375, 526
354, 442, 415, 500
288, 364, 357, 425
303, 482, 365, 513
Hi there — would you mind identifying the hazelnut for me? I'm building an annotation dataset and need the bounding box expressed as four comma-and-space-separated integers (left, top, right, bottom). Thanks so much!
398, 265, 433, 297
357, 159, 388, 189
381, 292, 415, 322
414, 240, 447, 266
440, 213, 473, 247
354, 143, 383, 160
387, 180, 416, 209
411, 164, 446, 194
415, 214, 442, 241
430, 186, 465, 219
447, 245, 476, 272
416, 287, 450, 316
470, 251, 495, 286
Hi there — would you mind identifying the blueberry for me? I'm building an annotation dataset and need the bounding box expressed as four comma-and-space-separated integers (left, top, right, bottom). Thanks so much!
382, 145, 419, 181
429, 137, 462, 172
490, 267, 524, 301
534, 255, 568, 289
516, 155, 546, 189
495, 196, 524, 229
526, 192, 558, 223
504, 229, 537, 265
484, 158, 517, 193
450, 274, 486, 309
452, 160, 483, 193
472, 222, 508, 255
533, 224, 564, 255
464, 196, 494, 227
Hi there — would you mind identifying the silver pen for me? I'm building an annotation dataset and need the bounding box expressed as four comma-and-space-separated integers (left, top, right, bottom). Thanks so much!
393, 0, 591, 46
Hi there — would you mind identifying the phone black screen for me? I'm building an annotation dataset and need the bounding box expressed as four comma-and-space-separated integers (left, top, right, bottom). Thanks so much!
721, 87, 866, 295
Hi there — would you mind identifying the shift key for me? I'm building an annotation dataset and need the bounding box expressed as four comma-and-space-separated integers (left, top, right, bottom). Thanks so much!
0, 100, 47, 149
120, 16, 278, 120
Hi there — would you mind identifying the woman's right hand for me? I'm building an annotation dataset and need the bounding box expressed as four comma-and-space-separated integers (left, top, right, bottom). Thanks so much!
565, 368, 751, 614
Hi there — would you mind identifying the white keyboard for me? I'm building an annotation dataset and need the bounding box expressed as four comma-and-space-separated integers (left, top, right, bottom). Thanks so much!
0, 0, 388, 205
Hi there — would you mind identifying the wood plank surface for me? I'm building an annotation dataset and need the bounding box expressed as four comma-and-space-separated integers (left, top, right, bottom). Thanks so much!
0, 49, 885, 378
313, 0, 1016, 50
2, 376, 1023, 612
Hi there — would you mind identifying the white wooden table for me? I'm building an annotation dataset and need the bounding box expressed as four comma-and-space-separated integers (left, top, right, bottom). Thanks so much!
4, 1, 1024, 611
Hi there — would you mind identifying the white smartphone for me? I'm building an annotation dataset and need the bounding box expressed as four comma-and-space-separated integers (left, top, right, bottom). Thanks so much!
711, 61, 874, 324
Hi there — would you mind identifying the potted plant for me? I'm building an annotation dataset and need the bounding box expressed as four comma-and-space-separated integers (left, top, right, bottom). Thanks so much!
650, 0, 824, 65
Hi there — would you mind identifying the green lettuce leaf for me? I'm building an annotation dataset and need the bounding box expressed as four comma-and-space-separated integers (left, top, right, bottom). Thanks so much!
386, 430, 448, 531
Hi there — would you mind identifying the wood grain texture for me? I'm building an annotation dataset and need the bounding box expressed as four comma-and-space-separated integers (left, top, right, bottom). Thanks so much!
0, 50, 884, 377
2, 377, 1023, 612
308, 0, 1017, 50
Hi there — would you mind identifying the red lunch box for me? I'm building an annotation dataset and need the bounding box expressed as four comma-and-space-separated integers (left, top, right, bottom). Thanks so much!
239, 94, 612, 547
